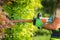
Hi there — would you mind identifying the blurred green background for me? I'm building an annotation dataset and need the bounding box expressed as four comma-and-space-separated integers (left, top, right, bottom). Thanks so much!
2, 0, 57, 40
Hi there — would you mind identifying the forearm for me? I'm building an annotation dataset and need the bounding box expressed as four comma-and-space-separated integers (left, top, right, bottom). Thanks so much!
43, 24, 57, 30
43, 17, 60, 30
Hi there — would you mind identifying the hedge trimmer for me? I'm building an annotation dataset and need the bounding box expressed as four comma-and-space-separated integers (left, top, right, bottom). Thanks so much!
0, 11, 53, 28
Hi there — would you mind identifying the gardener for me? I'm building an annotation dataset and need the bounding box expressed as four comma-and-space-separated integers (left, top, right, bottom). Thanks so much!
43, 0, 60, 40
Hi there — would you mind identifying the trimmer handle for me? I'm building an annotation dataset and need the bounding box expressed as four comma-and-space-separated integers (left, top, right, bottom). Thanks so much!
33, 13, 43, 28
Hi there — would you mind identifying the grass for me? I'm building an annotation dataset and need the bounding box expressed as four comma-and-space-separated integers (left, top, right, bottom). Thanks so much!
32, 29, 52, 40
33, 35, 51, 40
